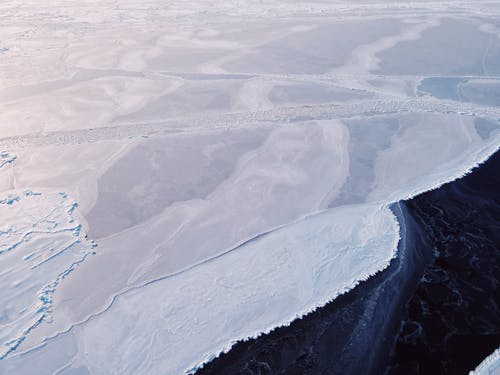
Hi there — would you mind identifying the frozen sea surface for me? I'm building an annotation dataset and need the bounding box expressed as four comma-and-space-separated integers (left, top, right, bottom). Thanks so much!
0, 0, 499, 373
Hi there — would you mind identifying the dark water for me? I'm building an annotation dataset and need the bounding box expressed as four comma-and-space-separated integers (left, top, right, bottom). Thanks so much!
386, 151, 500, 375
196, 151, 500, 375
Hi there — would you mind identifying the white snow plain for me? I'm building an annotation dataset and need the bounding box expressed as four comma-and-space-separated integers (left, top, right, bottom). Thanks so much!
0, 1, 499, 374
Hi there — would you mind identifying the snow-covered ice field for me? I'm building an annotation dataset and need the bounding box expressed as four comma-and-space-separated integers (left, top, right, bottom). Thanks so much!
0, 1, 499, 373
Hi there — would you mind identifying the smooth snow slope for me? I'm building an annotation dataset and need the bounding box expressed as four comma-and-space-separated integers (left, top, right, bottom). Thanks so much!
0, 1, 499, 374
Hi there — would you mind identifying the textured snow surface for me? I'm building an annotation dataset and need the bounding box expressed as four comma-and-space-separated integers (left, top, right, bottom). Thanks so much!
0, 189, 94, 359
74, 204, 399, 375
0, 151, 16, 169
0, 0, 499, 374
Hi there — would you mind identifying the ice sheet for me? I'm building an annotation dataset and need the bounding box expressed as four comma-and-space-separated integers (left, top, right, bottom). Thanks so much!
0, 1, 499, 374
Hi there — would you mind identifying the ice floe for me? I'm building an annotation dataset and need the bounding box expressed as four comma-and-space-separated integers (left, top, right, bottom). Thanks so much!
0, 1, 499, 374
0, 190, 94, 359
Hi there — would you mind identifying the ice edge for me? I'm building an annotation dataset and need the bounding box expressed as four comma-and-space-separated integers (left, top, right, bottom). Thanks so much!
188, 141, 500, 375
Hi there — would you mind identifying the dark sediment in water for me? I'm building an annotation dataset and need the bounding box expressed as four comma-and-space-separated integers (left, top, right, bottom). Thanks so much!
196, 150, 499, 375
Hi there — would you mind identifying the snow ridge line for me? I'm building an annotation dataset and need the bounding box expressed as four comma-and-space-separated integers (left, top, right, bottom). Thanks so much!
0, 98, 498, 149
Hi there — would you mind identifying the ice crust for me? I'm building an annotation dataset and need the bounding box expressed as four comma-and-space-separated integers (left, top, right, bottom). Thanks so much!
0, 1, 499, 374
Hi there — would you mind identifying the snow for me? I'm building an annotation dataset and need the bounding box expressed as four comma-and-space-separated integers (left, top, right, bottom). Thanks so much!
0, 189, 94, 360
0, 0, 499, 373
49, 204, 398, 374
0, 151, 16, 169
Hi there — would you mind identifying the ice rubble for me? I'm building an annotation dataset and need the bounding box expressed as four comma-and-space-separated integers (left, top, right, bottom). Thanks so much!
0, 190, 95, 359
0, 151, 16, 169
